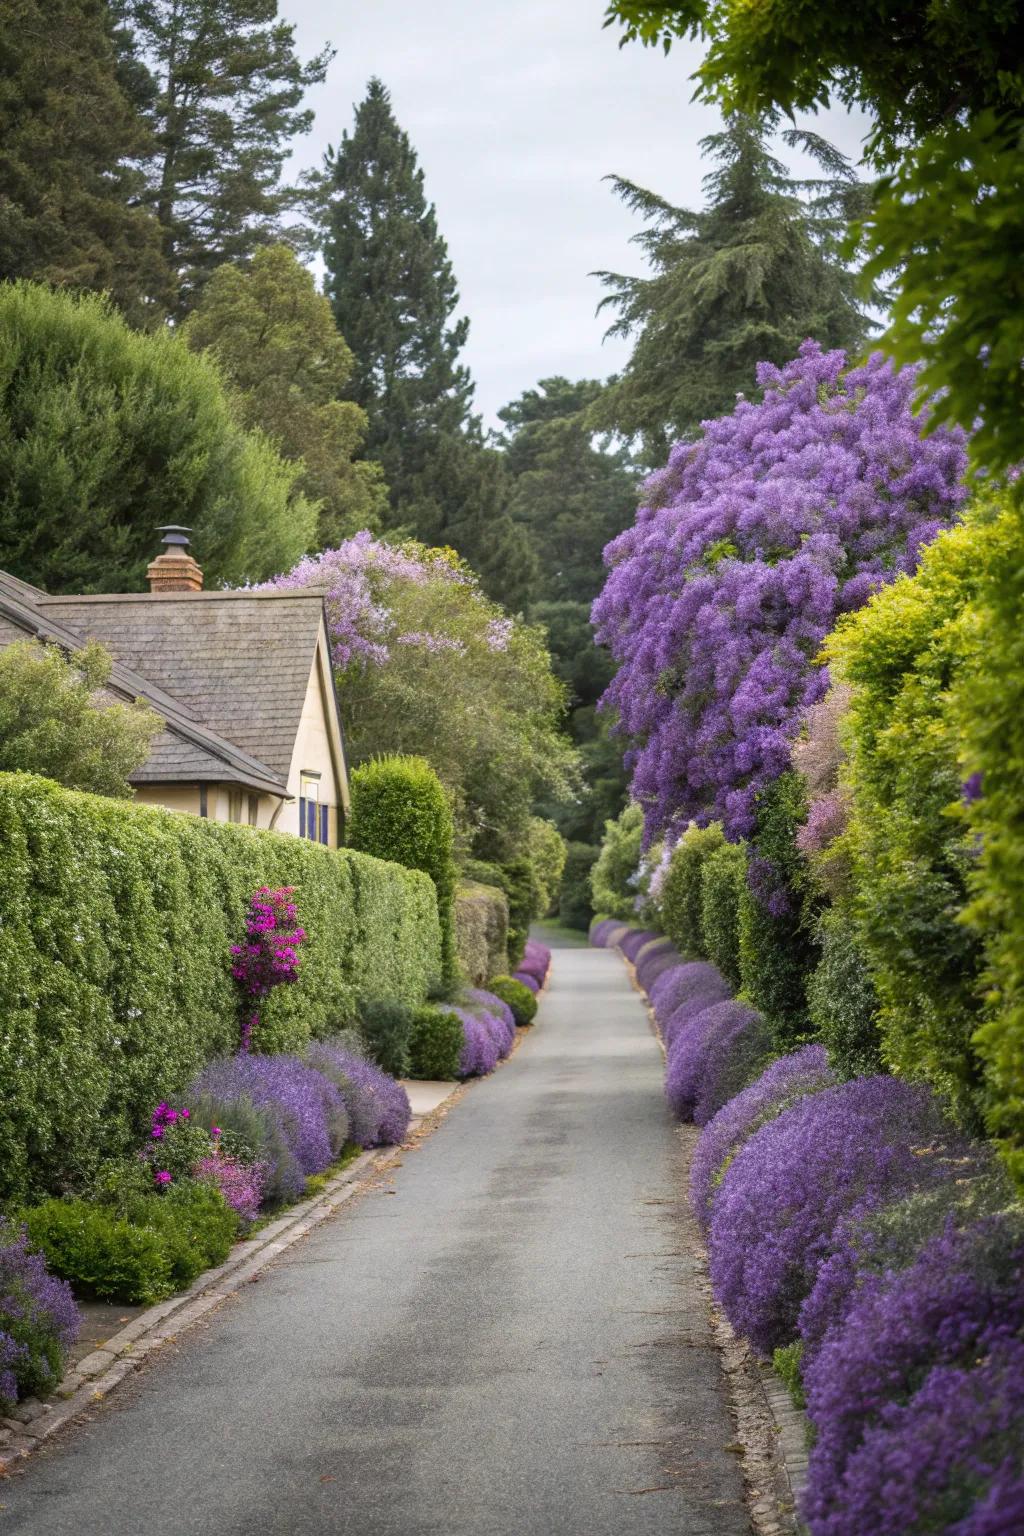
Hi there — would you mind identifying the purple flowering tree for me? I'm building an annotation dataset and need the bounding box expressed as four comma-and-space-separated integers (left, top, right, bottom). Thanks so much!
592, 342, 968, 841
231, 886, 306, 1052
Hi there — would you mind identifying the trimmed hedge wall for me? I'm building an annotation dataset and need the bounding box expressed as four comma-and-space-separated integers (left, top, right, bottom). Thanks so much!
454, 881, 509, 985
0, 773, 441, 1202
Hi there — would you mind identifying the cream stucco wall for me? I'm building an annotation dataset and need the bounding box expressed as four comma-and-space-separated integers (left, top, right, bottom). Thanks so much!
276, 644, 343, 844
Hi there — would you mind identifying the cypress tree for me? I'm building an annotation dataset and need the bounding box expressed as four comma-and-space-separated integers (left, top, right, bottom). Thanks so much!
593, 115, 872, 461
320, 78, 474, 511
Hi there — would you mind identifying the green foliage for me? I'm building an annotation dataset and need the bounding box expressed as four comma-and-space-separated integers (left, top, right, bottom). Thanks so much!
526, 817, 568, 919
488, 975, 538, 1027
0, 0, 168, 322
773, 1341, 806, 1411
494, 858, 535, 970
183, 246, 388, 545
407, 1006, 464, 1080
0, 640, 161, 796
559, 841, 600, 930
661, 823, 726, 957
806, 905, 882, 1079
604, 2, 1024, 470
700, 840, 746, 990
0, 282, 316, 593
347, 754, 457, 985
826, 517, 989, 1123
738, 774, 817, 1049
453, 881, 509, 987
0, 772, 441, 1203
357, 999, 413, 1079
593, 116, 870, 459
116, 0, 332, 314
591, 803, 645, 922
23, 1180, 237, 1304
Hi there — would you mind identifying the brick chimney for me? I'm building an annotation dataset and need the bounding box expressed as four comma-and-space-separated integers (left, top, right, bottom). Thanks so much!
146, 526, 203, 593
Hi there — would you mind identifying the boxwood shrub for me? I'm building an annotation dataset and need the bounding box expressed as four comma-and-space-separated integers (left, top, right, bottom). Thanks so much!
487, 975, 537, 1026
0, 772, 441, 1202
408, 1006, 465, 1080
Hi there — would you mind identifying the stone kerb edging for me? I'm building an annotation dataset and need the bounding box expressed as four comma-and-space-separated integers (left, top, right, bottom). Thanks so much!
615, 938, 808, 1536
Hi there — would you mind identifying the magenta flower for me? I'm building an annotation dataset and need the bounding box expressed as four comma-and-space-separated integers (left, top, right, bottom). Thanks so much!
154, 1170, 172, 1186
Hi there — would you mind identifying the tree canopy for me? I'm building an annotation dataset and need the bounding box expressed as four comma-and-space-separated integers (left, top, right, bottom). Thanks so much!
603, 2, 1024, 470
183, 245, 388, 545
0, 0, 168, 322
113, 0, 331, 314
0, 639, 162, 797
0, 281, 316, 593
593, 116, 871, 458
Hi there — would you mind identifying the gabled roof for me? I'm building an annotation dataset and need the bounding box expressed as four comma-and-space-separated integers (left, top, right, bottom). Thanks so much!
0, 575, 335, 798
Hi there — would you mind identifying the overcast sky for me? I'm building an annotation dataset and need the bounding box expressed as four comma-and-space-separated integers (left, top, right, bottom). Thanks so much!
284, 0, 870, 428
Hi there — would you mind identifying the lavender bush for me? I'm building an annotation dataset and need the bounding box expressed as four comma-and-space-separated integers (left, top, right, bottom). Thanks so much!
690, 1046, 836, 1233
305, 1040, 411, 1148
619, 928, 659, 963
464, 988, 516, 1036
592, 343, 968, 842
709, 1076, 968, 1354
665, 999, 771, 1124
802, 1213, 1024, 1536
520, 939, 552, 983
189, 1054, 348, 1198
589, 918, 622, 947
456, 1011, 502, 1078
0, 1220, 80, 1411
513, 971, 540, 993
651, 962, 731, 1032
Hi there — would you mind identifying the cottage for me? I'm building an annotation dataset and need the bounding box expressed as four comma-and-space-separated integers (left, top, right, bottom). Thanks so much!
0, 528, 349, 843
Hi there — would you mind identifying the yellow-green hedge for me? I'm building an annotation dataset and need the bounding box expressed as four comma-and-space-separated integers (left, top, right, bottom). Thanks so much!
0, 773, 441, 1201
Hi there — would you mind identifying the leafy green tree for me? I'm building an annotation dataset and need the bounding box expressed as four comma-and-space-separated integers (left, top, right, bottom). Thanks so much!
0, 640, 162, 796
183, 245, 388, 545
593, 116, 870, 458
0, 0, 168, 322
114, 0, 332, 313
498, 377, 638, 603
591, 802, 645, 921
604, 2, 1024, 471
0, 282, 316, 592
318, 78, 474, 510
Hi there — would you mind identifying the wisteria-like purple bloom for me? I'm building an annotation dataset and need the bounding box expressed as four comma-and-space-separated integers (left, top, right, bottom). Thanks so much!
592, 342, 969, 841
802, 1214, 1024, 1536
305, 1041, 411, 1148
690, 1045, 835, 1233
708, 1076, 967, 1354
665, 999, 771, 1125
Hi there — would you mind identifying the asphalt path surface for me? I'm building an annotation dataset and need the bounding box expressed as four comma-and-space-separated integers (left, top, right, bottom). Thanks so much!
0, 944, 751, 1536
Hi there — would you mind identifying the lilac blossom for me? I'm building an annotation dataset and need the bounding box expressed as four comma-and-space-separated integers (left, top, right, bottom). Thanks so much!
591, 343, 968, 842
665, 999, 771, 1124
690, 1046, 835, 1233
305, 1041, 411, 1148
802, 1214, 1024, 1536
708, 1076, 967, 1354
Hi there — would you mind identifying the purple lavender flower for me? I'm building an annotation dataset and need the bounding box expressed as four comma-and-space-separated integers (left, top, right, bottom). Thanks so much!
592, 342, 968, 842
513, 970, 540, 993
650, 962, 731, 1031
0, 1220, 80, 1411
802, 1214, 1024, 1536
664, 999, 770, 1124
464, 988, 516, 1035
189, 1053, 347, 1183
618, 928, 659, 963
709, 1076, 967, 1354
519, 939, 552, 983
305, 1041, 411, 1148
456, 1012, 501, 1077
690, 1045, 835, 1233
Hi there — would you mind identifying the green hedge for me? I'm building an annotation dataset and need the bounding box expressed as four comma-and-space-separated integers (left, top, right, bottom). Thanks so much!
347, 754, 457, 985
559, 841, 599, 930
700, 841, 746, 990
0, 772, 441, 1202
454, 880, 509, 984
661, 823, 725, 958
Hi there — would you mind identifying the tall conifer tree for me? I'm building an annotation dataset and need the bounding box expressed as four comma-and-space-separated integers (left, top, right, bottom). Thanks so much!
594, 116, 872, 461
320, 78, 474, 510
0, 0, 168, 322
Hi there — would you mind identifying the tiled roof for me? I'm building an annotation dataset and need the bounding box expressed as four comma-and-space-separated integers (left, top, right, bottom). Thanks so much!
39, 592, 325, 780
0, 576, 327, 796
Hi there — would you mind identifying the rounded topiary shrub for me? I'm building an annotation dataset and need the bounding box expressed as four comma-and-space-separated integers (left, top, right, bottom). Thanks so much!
487, 975, 537, 1026
407, 1005, 465, 1080
348, 754, 457, 984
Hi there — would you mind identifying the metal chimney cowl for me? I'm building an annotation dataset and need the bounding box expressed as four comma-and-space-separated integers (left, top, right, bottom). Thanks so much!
146, 525, 203, 593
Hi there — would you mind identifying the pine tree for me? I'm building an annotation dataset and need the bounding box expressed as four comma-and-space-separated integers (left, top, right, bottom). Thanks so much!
113, 0, 332, 314
183, 245, 388, 545
0, 0, 168, 322
320, 78, 474, 510
593, 115, 872, 461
